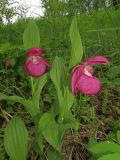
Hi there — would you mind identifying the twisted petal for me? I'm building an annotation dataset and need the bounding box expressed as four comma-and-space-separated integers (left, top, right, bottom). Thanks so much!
84, 56, 109, 65
72, 65, 85, 94
27, 48, 44, 57
76, 75, 101, 95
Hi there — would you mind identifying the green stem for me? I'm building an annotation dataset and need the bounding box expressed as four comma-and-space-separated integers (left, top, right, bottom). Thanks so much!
31, 77, 34, 96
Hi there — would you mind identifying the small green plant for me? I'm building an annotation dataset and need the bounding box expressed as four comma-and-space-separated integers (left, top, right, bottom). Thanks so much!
88, 131, 120, 160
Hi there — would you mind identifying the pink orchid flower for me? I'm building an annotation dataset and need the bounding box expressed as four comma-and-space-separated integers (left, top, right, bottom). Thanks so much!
24, 48, 51, 77
72, 56, 109, 95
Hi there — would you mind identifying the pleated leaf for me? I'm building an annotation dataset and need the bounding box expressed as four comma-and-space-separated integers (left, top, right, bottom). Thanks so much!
89, 141, 120, 154
32, 73, 48, 109
39, 113, 61, 152
117, 131, 120, 143
4, 117, 28, 160
61, 87, 74, 117
23, 20, 40, 49
97, 153, 120, 160
39, 112, 78, 152
50, 57, 67, 108
69, 17, 83, 68
50, 56, 67, 90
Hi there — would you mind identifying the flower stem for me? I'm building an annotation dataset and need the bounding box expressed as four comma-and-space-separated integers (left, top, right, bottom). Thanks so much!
31, 77, 34, 96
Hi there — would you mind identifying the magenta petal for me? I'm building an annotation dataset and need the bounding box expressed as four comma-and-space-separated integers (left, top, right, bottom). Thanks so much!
72, 65, 85, 94
40, 57, 51, 68
24, 59, 46, 77
76, 75, 101, 95
84, 56, 109, 65
27, 48, 44, 57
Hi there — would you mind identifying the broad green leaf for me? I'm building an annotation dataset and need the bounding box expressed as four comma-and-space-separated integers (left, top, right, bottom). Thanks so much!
50, 57, 67, 107
89, 141, 120, 154
0, 92, 39, 117
117, 131, 120, 142
32, 73, 48, 109
50, 56, 67, 90
23, 20, 40, 49
47, 150, 63, 160
97, 153, 120, 160
69, 17, 83, 68
39, 113, 78, 152
4, 117, 28, 160
61, 87, 74, 117
39, 113, 61, 152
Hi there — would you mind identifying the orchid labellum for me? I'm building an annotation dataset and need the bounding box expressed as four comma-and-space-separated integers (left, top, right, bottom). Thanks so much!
24, 48, 51, 77
72, 56, 109, 95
